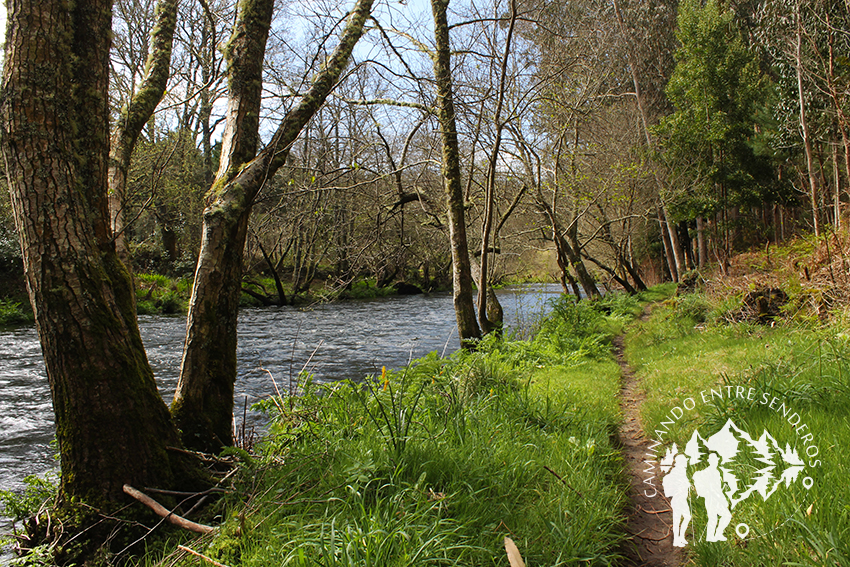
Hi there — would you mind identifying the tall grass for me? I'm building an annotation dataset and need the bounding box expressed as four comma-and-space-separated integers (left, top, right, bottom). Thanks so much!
142, 295, 635, 567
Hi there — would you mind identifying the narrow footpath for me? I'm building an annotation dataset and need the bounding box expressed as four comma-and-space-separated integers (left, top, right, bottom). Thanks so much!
614, 325, 682, 567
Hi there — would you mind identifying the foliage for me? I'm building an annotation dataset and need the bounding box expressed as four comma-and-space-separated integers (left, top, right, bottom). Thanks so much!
135, 273, 191, 315
0, 475, 57, 525
657, 0, 784, 221
0, 298, 33, 327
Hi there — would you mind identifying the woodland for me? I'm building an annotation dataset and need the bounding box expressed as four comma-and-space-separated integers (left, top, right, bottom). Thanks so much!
0, 0, 849, 563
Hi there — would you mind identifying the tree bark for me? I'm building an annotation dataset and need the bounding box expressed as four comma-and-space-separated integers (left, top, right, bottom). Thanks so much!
430, 0, 481, 348
477, 0, 516, 336
1, 0, 199, 509
109, 0, 180, 264
173, 0, 375, 452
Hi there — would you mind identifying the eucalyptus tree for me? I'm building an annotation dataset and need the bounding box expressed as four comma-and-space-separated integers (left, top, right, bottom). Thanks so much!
657, 0, 778, 267
757, 0, 850, 234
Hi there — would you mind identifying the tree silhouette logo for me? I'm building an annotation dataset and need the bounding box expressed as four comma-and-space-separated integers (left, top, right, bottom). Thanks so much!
659, 419, 809, 547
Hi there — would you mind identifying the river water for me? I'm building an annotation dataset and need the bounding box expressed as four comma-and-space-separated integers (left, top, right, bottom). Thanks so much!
0, 284, 561, 502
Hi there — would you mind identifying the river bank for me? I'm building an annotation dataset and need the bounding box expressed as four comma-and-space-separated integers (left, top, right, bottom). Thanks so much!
5, 230, 850, 565
128, 292, 644, 567
121, 279, 847, 567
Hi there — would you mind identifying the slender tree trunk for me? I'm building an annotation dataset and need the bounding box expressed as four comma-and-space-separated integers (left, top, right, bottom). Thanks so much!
564, 223, 601, 298
109, 0, 180, 265
796, 2, 820, 236
173, 0, 375, 451
478, 0, 516, 335
696, 216, 708, 268
172, 0, 274, 452
1, 0, 200, 513
612, 0, 683, 281
430, 0, 481, 347
833, 140, 842, 229
658, 206, 681, 281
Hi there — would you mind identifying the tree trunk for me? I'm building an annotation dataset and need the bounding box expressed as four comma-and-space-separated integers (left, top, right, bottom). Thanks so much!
470, 257, 504, 332
796, 1, 820, 237
696, 216, 708, 268
173, 0, 375, 452
612, 0, 683, 282
564, 222, 600, 298
109, 0, 180, 265
1, 0, 200, 512
430, 0, 481, 348
477, 0, 516, 336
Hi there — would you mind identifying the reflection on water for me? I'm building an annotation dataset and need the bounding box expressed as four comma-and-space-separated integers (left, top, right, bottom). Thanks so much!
0, 284, 562, 498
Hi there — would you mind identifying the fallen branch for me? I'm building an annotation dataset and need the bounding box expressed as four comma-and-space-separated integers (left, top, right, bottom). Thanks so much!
122, 485, 215, 534
178, 544, 231, 567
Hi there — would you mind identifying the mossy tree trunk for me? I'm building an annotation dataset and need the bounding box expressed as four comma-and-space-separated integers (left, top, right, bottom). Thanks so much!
1, 0, 199, 508
430, 0, 481, 348
108, 0, 180, 264
172, 0, 375, 452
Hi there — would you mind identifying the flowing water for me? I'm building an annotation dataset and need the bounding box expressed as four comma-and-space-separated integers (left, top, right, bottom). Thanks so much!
0, 284, 561, 553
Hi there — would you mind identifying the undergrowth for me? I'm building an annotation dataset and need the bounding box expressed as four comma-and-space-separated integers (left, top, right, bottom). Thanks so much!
0, 298, 33, 326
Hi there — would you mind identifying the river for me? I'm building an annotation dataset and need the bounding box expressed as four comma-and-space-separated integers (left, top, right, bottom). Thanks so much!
0, 284, 561, 502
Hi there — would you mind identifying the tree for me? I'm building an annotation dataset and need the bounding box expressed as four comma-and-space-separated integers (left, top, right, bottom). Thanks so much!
109, 0, 180, 263
172, 0, 376, 452
429, 0, 482, 347
658, 0, 777, 266
1, 0, 203, 527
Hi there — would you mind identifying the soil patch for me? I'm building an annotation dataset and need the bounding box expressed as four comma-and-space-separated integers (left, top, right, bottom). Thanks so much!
614, 314, 682, 566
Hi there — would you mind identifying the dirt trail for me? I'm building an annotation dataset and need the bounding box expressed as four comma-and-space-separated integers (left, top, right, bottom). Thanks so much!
614, 316, 682, 567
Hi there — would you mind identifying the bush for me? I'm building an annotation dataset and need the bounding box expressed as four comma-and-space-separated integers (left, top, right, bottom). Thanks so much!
0, 297, 33, 326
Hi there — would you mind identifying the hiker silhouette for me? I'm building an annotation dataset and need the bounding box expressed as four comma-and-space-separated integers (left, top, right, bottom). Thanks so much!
692, 453, 732, 541
663, 452, 692, 547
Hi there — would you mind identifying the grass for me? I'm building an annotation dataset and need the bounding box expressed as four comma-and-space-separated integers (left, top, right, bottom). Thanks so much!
140, 294, 637, 567
135, 273, 192, 315
625, 294, 850, 566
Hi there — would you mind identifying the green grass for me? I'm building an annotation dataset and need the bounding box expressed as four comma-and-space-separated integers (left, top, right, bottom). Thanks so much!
135, 273, 191, 315
142, 295, 636, 567
626, 296, 850, 566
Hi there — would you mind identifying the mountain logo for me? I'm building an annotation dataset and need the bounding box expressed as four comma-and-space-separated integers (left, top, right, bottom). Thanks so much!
659, 419, 809, 547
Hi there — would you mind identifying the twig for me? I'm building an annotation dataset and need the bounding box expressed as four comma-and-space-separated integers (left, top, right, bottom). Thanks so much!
123, 485, 215, 534
542, 465, 584, 497
177, 545, 231, 567
142, 487, 229, 497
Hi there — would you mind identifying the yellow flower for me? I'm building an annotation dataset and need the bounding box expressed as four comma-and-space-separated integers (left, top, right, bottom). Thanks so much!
381, 366, 388, 390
